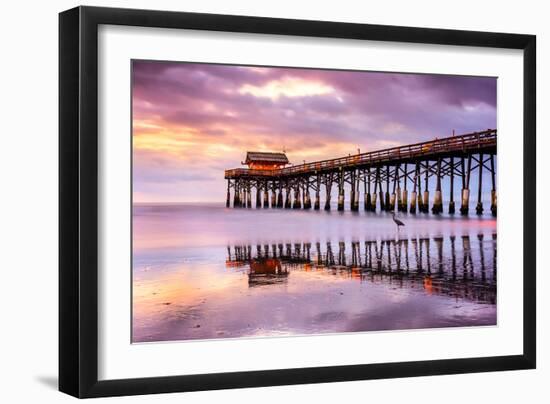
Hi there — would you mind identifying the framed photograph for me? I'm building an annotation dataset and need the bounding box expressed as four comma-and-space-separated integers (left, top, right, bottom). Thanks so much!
59, 6, 536, 398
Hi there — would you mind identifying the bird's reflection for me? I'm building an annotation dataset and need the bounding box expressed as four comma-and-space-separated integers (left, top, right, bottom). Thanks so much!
226, 234, 496, 304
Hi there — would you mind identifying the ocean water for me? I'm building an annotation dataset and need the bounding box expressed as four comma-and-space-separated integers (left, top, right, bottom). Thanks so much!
132, 204, 497, 343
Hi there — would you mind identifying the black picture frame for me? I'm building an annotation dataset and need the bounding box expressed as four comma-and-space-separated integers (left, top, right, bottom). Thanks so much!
59, 5, 536, 398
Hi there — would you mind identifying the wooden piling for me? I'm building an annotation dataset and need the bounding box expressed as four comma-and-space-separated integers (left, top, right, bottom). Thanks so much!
423, 161, 429, 213
349, 170, 356, 211
256, 185, 262, 208
476, 153, 484, 215
410, 163, 418, 214
337, 169, 345, 211
284, 183, 291, 209
314, 174, 321, 210
460, 156, 471, 215
354, 174, 360, 211
271, 184, 276, 208
365, 169, 372, 211
385, 166, 391, 211
490, 155, 497, 216
234, 181, 240, 207
449, 157, 455, 214
324, 173, 332, 210
226, 180, 231, 208
400, 164, 407, 212
293, 184, 301, 209
304, 181, 312, 209
432, 158, 443, 214
391, 165, 399, 212
263, 182, 269, 208
376, 167, 383, 211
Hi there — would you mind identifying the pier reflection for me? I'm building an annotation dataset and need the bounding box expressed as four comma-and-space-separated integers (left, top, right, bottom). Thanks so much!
226, 234, 496, 304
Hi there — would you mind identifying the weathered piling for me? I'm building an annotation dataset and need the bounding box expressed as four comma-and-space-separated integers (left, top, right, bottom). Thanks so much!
385, 166, 391, 211
263, 184, 269, 208
422, 162, 429, 213
364, 170, 371, 211
271, 187, 276, 208
410, 163, 418, 213
399, 164, 407, 212
304, 184, 312, 209
460, 156, 471, 215
293, 186, 301, 209
234, 181, 241, 207
377, 167, 384, 211
277, 186, 283, 208
390, 165, 398, 212
490, 155, 497, 216
337, 169, 345, 211
314, 175, 321, 210
284, 185, 291, 209
226, 180, 231, 208
256, 187, 261, 208
350, 170, 357, 211
476, 153, 484, 215
449, 157, 455, 214
247, 186, 252, 208
432, 158, 443, 214
324, 174, 333, 210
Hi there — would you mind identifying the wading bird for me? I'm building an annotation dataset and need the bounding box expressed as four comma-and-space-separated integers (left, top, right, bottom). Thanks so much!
392, 212, 405, 231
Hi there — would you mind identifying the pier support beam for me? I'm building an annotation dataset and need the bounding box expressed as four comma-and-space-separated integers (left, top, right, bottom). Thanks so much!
284, 185, 291, 209
490, 155, 497, 216
377, 167, 384, 212
314, 175, 321, 210
293, 185, 301, 209
277, 185, 283, 208
337, 169, 345, 211
247, 185, 252, 208
324, 175, 332, 210
350, 170, 356, 211
233, 181, 240, 207
398, 164, 406, 212
351, 170, 359, 211
432, 158, 443, 214
401, 164, 408, 213
365, 169, 372, 211
263, 183, 269, 208
385, 166, 391, 211
460, 156, 471, 215
410, 163, 418, 214
271, 186, 276, 208
390, 165, 398, 212
304, 182, 312, 209
226, 180, 231, 208
449, 157, 455, 214
422, 161, 429, 213
476, 153, 484, 215
256, 186, 261, 208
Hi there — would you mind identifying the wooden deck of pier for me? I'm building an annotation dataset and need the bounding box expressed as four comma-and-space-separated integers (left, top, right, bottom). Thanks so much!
224, 129, 497, 215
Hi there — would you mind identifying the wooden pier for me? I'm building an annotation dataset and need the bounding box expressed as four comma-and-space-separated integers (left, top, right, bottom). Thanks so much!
224, 129, 497, 216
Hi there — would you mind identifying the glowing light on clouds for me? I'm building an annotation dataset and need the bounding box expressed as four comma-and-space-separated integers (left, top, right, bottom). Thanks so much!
239, 77, 335, 100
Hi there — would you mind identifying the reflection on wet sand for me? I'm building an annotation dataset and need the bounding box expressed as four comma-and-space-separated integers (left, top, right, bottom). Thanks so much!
227, 234, 496, 304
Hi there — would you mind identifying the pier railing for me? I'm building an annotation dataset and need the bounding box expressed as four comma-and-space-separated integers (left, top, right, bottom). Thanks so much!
225, 129, 496, 179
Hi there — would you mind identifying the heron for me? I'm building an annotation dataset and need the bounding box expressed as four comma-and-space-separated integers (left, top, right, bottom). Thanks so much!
392, 212, 405, 231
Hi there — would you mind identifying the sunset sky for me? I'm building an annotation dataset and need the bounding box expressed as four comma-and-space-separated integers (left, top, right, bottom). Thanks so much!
132, 61, 496, 203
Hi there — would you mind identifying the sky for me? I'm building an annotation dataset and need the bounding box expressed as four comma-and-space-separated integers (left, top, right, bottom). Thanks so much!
132, 61, 496, 203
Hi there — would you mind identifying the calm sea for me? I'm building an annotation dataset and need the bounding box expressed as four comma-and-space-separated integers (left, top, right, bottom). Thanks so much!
132, 203, 496, 343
